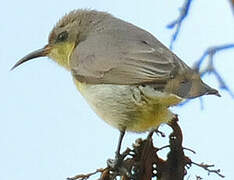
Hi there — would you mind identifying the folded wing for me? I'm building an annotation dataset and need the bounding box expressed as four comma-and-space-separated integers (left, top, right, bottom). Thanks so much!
70, 28, 190, 85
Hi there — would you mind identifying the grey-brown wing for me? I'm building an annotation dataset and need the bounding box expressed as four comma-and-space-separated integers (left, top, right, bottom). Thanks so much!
70, 30, 189, 85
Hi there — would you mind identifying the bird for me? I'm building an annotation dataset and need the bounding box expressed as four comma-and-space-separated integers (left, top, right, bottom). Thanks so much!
11, 9, 220, 169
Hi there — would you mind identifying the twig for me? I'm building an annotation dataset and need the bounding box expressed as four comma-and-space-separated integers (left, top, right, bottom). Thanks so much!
167, 1, 234, 107
157, 145, 170, 151
67, 168, 108, 180
67, 119, 224, 180
156, 145, 196, 154
194, 44, 234, 71
154, 128, 166, 137
183, 147, 196, 154
167, 0, 193, 49
192, 162, 225, 178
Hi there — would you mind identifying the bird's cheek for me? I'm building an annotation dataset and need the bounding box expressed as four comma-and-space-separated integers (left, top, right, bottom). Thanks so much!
48, 42, 76, 70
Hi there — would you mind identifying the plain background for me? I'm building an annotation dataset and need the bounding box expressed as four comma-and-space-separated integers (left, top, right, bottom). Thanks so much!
1, 0, 234, 179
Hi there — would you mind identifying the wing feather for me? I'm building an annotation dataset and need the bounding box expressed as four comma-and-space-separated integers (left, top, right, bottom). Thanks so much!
70, 26, 189, 85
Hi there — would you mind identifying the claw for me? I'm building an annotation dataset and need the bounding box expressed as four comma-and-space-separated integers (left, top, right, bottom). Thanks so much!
107, 155, 134, 179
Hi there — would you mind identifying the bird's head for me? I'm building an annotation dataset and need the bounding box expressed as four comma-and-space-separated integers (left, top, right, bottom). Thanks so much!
11, 10, 107, 70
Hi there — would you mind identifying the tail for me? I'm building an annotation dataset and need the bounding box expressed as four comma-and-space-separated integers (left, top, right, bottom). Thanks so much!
187, 81, 221, 99
202, 83, 221, 97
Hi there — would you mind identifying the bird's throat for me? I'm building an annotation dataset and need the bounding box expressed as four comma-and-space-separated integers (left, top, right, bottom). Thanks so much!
48, 42, 75, 70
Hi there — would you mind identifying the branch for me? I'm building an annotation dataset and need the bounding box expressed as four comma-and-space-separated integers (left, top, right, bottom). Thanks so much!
67, 168, 108, 180
67, 117, 224, 180
167, 0, 193, 49
167, 0, 233, 49
167, 1, 234, 100
192, 162, 225, 178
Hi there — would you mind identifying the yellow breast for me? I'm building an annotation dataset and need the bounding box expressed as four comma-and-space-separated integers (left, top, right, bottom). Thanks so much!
73, 78, 182, 132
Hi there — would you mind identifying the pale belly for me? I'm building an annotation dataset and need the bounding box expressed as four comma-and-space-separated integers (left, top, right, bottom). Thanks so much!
74, 79, 182, 132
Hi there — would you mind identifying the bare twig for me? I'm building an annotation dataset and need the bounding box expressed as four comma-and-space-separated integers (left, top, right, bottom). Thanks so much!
157, 145, 195, 154
167, 0, 193, 49
168, 0, 234, 106
183, 147, 196, 154
67, 168, 108, 180
154, 128, 166, 137
192, 162, 225, 178
68, 118, 224, 180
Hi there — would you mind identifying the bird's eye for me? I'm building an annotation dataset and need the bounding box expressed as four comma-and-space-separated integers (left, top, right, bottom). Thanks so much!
56, 31, 68, 42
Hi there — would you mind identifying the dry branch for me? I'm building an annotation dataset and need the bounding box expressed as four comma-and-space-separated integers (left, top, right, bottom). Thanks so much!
67, 117, 224, 180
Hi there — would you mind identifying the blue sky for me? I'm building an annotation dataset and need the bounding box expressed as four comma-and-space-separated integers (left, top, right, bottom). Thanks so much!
1, 0, 234, 179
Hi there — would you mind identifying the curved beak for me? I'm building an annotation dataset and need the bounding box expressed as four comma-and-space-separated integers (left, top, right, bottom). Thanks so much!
11, 45, 51, 70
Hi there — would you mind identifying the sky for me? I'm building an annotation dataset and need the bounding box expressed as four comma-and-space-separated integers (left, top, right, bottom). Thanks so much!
1, 0, 234, 180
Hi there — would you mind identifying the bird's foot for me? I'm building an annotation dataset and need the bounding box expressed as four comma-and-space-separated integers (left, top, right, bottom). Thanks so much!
107, 153, 134, 179
107, 153, 122, 169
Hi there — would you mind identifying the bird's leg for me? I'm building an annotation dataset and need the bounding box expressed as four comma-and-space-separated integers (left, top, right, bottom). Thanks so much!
107, 130, 134, 178
115, 130, 125, 159
107, 130, 125, 169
